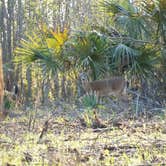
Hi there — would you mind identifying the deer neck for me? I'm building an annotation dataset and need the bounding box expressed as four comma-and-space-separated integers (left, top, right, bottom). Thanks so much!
82, 81, 90, 91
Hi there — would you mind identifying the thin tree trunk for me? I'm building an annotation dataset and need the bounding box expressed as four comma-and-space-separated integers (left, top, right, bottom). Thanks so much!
54, 73, 59, 100
26, 66, 32, 105
61, 75, 66, 100
15, 0, 23, 93
16, 0, 23, 44
0, 49, 4, 112
5, 0, 15, 91
41, 77, 50, 105
1, 0, 7, 63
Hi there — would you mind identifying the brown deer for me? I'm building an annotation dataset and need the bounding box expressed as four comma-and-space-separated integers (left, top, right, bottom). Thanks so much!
79, 73, 127, 101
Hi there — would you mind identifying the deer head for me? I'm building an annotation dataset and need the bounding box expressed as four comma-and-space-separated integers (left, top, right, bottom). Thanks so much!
79, 73, 127, 98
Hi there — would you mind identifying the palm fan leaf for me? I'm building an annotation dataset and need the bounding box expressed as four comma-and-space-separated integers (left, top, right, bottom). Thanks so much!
100, 0, 151, 39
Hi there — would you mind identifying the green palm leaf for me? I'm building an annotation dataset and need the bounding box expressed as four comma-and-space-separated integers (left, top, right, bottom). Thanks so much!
100, 0, 151, 39
67, 31, 110, 79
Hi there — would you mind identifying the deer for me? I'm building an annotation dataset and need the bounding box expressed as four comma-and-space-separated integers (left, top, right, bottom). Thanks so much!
79, 72, 128, 103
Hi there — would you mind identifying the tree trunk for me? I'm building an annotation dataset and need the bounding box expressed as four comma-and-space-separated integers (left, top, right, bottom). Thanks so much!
1, 0, 7, 63
61, 75, 66, 100
15, 0, 23, 101
54, 73, 59, 100
4, 0, 15, 91
41, 76, 50, 105
0, 49, 4, 112
26, 66, 32, 105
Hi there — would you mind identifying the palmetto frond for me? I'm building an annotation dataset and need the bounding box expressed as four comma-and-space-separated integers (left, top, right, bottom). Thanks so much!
100, 0, 134, 16
68, 31, 110, 79
46, 28, 68, 54
112, 43, 140, 64
130, 45, 159, 78
107, 42, 158, 77
100, 0, 150, 39
14, 28, 68, 76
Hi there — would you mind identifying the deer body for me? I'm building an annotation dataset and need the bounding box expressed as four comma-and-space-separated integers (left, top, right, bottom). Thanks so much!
80, 73, 126, 98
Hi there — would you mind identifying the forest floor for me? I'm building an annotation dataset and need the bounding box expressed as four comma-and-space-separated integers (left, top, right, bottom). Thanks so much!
0, 101, 166, 166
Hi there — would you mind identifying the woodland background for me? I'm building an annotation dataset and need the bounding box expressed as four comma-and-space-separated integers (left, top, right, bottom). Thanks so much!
0, 0, 166, 165
0, 0, 165, 107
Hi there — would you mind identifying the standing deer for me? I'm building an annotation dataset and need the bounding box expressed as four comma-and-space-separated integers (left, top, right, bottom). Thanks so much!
79, 73, 128, 101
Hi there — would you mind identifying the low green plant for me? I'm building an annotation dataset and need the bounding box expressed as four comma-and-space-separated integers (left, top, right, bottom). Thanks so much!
81, 92, 99, 109
4, 93, 15, 110
81, 108, 94, 127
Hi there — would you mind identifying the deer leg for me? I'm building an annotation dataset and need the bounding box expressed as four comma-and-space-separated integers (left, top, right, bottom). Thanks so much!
98, 96, 103, 104
118, 93, 129, 110
94, 91, 101, 104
